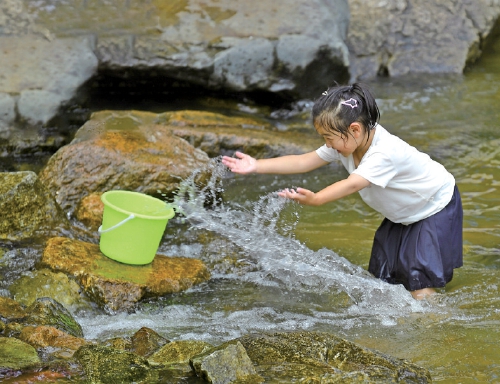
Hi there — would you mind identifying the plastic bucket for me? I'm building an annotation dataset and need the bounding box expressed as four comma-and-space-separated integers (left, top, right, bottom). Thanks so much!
98, 190, 175, 265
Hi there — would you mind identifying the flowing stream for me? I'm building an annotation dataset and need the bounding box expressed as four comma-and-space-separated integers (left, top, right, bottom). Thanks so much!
1, 38, 499, 384
75, 38, 500, 383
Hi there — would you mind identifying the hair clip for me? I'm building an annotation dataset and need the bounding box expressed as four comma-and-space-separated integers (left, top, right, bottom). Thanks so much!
340, 98, 358, 109
322, 90, 328, 96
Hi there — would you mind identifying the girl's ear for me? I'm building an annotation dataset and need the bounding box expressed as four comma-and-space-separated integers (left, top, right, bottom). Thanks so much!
349, 122, 363, 137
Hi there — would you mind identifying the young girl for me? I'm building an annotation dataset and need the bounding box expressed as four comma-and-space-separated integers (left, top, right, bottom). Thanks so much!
221, 83, 463, 300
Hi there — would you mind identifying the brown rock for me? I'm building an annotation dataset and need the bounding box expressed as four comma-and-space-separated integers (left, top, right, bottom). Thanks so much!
40, 237, 210, 312
130, 327, 169, 357
39, 110, 211, 215
75, 193, 104, 230
19, 325, 88, 359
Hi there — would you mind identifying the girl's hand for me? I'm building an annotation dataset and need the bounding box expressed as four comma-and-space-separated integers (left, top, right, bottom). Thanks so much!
278, 187, 318, 206
222, 151, 257, 174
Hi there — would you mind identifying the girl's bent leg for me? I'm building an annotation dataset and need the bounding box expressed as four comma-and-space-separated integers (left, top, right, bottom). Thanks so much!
411, 288, 436, 300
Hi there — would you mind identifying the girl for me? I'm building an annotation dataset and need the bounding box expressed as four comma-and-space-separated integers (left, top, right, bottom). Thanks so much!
221, 83, 463, 300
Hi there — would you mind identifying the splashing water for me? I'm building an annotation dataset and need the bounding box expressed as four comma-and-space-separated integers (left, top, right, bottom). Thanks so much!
172, 158, 427, 315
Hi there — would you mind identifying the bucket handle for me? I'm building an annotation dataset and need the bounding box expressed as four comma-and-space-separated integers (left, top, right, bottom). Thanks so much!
98, 214, 135, 234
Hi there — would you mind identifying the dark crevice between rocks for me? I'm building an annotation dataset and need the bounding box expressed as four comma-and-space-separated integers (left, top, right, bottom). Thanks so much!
84, 68, 296, 115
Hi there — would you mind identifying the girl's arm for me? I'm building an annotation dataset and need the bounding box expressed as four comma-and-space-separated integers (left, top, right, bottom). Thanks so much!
279, 173, 370, 206
222, 151, 328, 175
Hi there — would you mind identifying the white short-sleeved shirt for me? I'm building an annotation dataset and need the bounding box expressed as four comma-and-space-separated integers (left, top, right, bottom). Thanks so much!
316, 124, 455, 225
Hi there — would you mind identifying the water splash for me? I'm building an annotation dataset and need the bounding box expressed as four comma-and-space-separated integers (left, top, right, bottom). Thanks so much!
172, 158, 426, 314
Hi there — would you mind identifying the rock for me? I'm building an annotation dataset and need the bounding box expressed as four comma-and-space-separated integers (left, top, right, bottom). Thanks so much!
40, 237, 211, 313
75, 344, 157, 384
130, 327, 169, 358
0, 171, 69, 241
0, 33, 97, 125
347, 0, 500, 80
0, 296, 26, 322
74, 193, 104, 230
24, 297, 83, 338
164, 109, 322, 158
148, 339, 213, 371
9, 268, 94, 313
0, 337, 41, 370
238, 331, 432, 383
19, 325, 87, 359
27, 0, 349, 98
190, 340, 263, 383
38, 110, 211, 215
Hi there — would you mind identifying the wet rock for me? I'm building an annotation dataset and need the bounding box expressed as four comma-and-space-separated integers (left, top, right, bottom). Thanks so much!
75, 344, 157, 384
0, 296, 27, 322
0, 172, 69, 241
148, 339, 213, 371
9, 268, 94, 314
130, 327, 169, 358
0, 337, 41, 370
40, 237, 211, 313
74, 193, 104, 230
38, 110, 211, 215
24, 297, 83, 338
19, 325, 88, 360
100, 337, 132, 352
3, 322, 24, 338
190, 340, 263, 383
238, 331, 432, 383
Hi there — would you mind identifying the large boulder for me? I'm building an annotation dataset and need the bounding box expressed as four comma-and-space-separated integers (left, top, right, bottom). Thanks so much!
38, 110, 211, 215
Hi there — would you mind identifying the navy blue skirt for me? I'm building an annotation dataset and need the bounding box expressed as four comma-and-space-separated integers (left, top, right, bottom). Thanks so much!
368, 186, 463, 291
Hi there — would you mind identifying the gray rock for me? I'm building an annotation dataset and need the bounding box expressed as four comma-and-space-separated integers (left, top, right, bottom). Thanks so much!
1, 35, 98, 125
347, 0, 500, 80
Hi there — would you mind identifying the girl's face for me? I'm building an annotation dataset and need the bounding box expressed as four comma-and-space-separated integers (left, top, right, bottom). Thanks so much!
315, 124, 359, 157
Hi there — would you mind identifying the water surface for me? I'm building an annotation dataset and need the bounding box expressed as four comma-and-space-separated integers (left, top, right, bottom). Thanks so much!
76, 39, 500, 383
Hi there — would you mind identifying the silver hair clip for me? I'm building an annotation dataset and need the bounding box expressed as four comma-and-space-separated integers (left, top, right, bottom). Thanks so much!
322, 90, 328, 96
340, 98, 358, 109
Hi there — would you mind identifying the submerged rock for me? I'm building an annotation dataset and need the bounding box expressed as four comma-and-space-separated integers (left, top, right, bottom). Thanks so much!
40, 237, 211, 313
0, 171, 69, 241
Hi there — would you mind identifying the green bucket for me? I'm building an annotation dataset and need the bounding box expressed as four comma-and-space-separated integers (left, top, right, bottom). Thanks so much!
98, 190, 175, 265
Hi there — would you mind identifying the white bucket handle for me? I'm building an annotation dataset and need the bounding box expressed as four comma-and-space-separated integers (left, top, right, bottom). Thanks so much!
98, 214, 135, 234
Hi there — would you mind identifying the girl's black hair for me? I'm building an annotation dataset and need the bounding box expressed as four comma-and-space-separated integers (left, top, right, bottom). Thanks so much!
312, 83, 380, 141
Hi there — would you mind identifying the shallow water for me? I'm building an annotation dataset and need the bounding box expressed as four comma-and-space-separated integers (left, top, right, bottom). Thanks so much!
0, 36, 498, 384
76, 39, 500, 383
